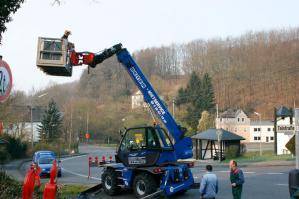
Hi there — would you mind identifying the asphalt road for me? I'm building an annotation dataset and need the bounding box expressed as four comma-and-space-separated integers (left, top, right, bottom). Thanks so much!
22, 145, 291, 199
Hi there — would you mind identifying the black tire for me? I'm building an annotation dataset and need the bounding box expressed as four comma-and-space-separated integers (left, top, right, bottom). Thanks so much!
101, 169, 120, 196
133, 173, 158, 198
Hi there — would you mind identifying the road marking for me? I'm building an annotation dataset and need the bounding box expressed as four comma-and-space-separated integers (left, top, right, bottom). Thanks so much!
276, 183, 288, 186
60, 154, 88, 162
217, 170, 256, 174
243, 171, 256, 174
61, 167, 101, 181
266, 172, 284, 175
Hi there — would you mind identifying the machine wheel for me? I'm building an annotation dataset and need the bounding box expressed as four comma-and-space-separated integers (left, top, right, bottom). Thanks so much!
101, 169, 120, 195
133, 173, 158, 198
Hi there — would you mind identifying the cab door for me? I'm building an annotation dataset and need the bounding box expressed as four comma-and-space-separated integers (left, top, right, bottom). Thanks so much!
117, 127, 160, 167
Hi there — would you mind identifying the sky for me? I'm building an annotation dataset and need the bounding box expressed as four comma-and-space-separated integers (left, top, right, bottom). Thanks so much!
1, 0, 299, 93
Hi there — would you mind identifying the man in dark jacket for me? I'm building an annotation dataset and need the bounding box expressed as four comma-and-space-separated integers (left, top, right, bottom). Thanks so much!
229, 160, 244, 199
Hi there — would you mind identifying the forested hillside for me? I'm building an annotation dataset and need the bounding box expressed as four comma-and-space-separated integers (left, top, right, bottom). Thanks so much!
3, 27, 298, 143
53, 28, 299, 141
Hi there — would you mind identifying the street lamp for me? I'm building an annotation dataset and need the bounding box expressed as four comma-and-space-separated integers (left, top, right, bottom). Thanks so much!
254, 112, 262, 156
30, 92, 48, 148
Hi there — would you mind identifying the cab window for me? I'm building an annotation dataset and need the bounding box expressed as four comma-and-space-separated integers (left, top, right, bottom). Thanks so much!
120, 128, 146, 151
147, 128, 161, 149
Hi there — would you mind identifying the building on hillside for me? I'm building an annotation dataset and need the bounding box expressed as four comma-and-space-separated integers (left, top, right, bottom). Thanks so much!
215, 109, 250, 142
5, 107, 44, 142
249, 120, 274, 143
131, 90, 148, 109
6, 122, 41, 142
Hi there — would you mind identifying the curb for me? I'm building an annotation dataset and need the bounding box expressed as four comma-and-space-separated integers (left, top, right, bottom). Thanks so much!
193, 161, 295, 168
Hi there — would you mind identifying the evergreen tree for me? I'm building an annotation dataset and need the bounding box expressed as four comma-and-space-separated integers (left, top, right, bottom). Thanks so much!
0, 0, 24, 43
38, 99, 63, 142
176, 72, 215, 130
201, 73, 215, 112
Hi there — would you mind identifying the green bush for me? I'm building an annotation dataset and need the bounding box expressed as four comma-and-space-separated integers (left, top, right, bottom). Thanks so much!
0, 147, 10, 164
1, 135, 28, 160
31, 142, 68, 157
225, 145, 239, 159
0, 170, 22, 198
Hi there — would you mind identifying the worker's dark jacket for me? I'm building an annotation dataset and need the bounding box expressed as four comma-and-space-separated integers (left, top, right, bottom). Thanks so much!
230, 168, 245, 199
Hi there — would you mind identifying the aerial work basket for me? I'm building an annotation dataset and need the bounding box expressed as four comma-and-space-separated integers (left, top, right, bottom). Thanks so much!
36, 37, 73, 76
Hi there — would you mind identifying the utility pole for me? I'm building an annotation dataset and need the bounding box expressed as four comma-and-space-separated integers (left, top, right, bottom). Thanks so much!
172, 99, 175, 119
69, 99, 73, 151
254, 112, 262, 156
86, 110, 89, 143
30, 105, 34, 148
216, 103, 219, 118
295, 108, 299, 169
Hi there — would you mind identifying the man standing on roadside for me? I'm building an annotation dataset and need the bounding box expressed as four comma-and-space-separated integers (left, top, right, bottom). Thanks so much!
199, 165, 218, 199
229, 160, 245, 199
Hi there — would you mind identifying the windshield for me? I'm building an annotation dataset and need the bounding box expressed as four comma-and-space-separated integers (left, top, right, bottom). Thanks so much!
156, 128, 173, 149
38, 157, 54, 164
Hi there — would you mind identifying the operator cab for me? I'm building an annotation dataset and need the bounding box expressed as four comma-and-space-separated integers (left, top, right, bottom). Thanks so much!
116, 126, 177, 167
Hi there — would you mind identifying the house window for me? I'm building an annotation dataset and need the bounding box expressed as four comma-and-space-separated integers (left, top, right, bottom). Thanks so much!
258, 128, 261, 132
220, 118, 222, 122
254, 128, 257, 132
270, 137, 274, 141
254, 136, 261, 141
242, 118, 244, 122
238, 118, 240, 122
268, 128, 271, 131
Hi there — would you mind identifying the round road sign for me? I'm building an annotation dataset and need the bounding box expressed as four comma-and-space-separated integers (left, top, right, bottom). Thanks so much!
0, 59, 13, 103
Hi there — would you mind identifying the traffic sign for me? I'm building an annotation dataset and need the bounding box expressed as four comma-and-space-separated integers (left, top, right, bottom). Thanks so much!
0, 59, 12, 103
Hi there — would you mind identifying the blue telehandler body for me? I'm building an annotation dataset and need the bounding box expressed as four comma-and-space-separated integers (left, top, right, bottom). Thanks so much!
37, 39, 197, 198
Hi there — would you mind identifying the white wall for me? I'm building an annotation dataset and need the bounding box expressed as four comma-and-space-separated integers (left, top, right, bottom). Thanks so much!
249, 124, 274, 143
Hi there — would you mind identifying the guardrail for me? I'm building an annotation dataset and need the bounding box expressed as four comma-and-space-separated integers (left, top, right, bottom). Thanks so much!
88, 155, 113, 179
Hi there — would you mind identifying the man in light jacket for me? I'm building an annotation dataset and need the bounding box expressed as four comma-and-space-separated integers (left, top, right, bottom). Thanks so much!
199, 165, 218, 199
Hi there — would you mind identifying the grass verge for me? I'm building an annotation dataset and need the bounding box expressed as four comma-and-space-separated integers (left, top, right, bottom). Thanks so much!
224, 150, 295, 163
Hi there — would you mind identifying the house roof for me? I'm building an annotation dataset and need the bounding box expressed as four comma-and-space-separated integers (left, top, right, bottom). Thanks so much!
250, 120, 274, 126
191, 128, 245, 141
276, 106, 292, 117
220, 109, 247, 118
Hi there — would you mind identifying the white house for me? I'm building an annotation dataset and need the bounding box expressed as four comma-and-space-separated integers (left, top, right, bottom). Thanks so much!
6, 122, 41, 142
215, 109, 250, 142
249, 120, 274, 143
131, 90, 147, 109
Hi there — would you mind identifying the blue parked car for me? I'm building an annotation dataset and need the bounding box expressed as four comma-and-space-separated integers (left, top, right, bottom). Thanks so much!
33, 151, 56, 163
33, 151, 61, 177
